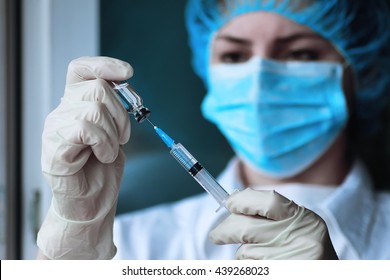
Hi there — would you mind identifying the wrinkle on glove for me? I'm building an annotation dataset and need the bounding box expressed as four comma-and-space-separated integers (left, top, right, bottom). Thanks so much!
209, 188, 338, 260
37, 150, 125, 259
37, 56, 133, 260
42, 79, 130, 176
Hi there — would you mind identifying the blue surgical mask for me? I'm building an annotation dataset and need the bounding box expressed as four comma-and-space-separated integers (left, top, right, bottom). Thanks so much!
202, 57, 348, 178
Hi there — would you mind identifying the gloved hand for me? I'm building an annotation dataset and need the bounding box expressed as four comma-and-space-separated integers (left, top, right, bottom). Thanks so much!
37, 56, 133, 259
209, 188, 338, 260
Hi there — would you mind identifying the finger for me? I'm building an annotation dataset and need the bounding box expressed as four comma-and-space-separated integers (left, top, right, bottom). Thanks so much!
235, 242, 315, 260
66, 56, 133, 85
226, 188, 298, 220
209, 213, 286, 245
42, 118, 120, 176
209, 206, 322, 245
57, 97, 122, 144
64, 79, 131, 144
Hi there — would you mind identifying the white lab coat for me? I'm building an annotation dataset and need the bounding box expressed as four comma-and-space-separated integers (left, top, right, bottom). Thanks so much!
113, 158, 390, 259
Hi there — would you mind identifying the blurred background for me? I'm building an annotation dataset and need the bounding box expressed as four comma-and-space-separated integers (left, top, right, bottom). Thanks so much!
0, 0, 389, 260
99, 0, 233, 215
0, 0, 232, 259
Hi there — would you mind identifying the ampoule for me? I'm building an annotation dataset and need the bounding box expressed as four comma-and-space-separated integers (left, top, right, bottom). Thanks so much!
112, 81, 151, 122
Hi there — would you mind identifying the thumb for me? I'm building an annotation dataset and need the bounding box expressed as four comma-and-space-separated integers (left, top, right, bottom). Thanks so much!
66, 56, 134, 85
226, 188, 298, 221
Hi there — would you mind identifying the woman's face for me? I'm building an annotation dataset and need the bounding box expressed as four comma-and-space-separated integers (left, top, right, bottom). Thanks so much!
211, 12, 345, 64
210, 10, 354, 118
210, 11, 354, 117
209, 12, 354, 184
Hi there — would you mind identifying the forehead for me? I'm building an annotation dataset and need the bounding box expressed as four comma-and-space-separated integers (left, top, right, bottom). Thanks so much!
217, 11, 315, 39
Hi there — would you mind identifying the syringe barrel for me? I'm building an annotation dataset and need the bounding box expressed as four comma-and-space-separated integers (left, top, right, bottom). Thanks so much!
192, 168, 230, 207
169, 143, 197, 171
170, 143, 229, 207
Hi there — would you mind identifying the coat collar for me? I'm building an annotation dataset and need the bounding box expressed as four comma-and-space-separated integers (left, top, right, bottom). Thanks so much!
319, 160, 375, 258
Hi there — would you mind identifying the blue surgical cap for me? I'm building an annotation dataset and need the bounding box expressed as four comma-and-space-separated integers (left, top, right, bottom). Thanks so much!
185, 0, 390, 129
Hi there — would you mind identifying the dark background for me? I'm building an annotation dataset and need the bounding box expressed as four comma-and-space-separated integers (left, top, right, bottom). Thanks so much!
100, 0, 234, 212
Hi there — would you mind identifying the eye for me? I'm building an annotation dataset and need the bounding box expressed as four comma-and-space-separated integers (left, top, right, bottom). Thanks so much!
219, 52, 250, 63
285, 49, 319, 61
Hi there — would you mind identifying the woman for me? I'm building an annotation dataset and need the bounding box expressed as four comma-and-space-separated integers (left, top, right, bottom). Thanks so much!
37, 0, 390, 259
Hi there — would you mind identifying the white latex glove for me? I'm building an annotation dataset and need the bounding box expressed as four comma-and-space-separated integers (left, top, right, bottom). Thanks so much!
209, 188, 338, 260
37, 56, 133, 259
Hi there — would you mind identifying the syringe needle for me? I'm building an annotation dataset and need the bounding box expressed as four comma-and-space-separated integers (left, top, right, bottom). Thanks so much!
145, 118, 155, 128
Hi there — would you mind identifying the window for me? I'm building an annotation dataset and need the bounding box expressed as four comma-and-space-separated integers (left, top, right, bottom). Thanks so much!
0, 0, 99, 260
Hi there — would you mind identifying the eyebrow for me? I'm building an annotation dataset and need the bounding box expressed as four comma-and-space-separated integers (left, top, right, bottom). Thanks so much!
215, 35, 252, 46
215, 32, 324, 45
274, 33, 325, 44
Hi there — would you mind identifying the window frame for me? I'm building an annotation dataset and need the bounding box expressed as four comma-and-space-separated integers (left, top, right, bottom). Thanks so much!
17, 0, 99, 259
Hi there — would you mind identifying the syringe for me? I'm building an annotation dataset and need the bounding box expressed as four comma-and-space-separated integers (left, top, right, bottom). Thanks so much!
111, 80, 230, 210
149, 121, 230, 210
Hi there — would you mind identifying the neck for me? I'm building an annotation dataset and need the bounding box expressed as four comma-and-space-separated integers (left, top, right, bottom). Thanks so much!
239, 133, 353, 187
